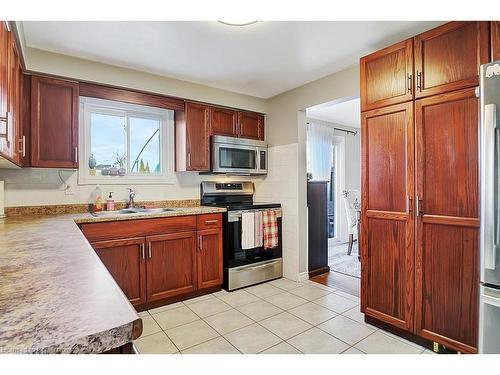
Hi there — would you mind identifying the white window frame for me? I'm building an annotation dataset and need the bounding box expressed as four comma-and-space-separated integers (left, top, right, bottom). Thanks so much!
78, 97, 175, 185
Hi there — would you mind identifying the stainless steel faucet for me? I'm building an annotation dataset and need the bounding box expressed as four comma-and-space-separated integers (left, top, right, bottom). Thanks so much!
127, 188, 136, 208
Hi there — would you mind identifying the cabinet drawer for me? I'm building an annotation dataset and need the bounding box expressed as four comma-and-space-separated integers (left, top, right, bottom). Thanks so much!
197, 213, 222, 230
81, 215, 197, 242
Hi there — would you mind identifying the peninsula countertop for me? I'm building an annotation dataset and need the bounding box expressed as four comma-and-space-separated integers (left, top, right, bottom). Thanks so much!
0, 205, 226, 353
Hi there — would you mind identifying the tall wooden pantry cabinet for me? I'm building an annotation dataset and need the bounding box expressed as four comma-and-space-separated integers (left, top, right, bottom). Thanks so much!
360, 21, 492, 353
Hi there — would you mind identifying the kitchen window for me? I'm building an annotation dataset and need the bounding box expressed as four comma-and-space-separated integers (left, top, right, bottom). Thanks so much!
78, 97, 174, 184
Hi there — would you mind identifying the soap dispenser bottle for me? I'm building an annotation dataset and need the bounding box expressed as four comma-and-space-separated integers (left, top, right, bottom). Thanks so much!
106, 192, 115, 211
93, 185, 103, 212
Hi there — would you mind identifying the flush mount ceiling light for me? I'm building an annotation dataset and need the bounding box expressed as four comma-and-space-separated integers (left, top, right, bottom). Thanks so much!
217, 20, 261, 27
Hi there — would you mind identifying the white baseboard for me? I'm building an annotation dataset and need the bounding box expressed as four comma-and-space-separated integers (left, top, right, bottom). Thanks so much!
298, 271, 310, 282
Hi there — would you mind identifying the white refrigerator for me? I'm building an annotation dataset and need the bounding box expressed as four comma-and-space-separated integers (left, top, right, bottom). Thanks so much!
479, 59, 500, 353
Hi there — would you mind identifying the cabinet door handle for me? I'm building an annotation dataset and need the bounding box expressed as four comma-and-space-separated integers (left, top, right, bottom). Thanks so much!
5, 112, 10, 144
416, 196, 424, 216
417, 71, 422, 92
18, 136, 26, 157
148, 242, 152, 259
407, 73, 412, 94
74, 147, 78, 164
408, 196, 413, 214
0, 112, 9, 146
187, 152, 191, 167
198, 235, 203, 251
141, 243, 145, 260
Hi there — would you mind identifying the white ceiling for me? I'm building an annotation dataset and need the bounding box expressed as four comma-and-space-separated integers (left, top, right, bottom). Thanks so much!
307, 98, 361, 128
21, 21, 444, 98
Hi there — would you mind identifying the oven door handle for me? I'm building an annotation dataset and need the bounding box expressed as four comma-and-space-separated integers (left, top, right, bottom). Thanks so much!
228, 208, 282, 222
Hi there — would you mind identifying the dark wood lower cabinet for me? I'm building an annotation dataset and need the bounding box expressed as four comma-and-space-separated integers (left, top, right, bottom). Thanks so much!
92, 237, 147, 306
197, 228, 223, 289
359, 21, 484, 354
146, 232, 197, 302
361, 102, 415, 333
414, 88, 479, 353
85, 214, 223, 310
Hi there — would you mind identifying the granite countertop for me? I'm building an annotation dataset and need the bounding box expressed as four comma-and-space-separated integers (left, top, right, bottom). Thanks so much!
0, 206, 226, 353
73, 205, 226, 224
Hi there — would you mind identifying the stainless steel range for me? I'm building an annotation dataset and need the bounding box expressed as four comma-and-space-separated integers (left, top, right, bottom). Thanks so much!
200, 181, 282, 291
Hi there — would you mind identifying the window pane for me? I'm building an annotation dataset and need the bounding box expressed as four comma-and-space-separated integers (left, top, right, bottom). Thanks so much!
90, 112, 126, 176
129, 117, 161, 174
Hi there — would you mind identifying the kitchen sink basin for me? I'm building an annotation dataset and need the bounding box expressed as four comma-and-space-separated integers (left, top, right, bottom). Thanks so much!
141, 208, 176, 213
91, 207, 176, 217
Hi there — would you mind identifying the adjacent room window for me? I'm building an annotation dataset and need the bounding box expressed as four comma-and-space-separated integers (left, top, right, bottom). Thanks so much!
79, 97, 174, 184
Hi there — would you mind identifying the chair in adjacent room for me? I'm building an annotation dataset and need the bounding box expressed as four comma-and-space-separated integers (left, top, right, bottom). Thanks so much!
342, 189, 361, 256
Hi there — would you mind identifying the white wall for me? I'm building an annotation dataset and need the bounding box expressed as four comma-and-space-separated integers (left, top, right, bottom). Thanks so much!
261, 65, 359, 280
0, 168, 265, 207
26, 48, 268, 113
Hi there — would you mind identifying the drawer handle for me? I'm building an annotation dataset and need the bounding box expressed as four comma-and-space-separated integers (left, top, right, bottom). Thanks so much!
205, 220, 218, 225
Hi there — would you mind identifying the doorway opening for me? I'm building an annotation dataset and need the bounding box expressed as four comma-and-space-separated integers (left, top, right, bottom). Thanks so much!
306, 97, 361, 295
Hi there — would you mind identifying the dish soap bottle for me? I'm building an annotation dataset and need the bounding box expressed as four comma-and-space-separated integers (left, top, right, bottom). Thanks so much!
106, 192, 115, 211
93, 185, 103, 212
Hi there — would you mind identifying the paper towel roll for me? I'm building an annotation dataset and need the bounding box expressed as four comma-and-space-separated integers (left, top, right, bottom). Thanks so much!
0, 181, 5, 218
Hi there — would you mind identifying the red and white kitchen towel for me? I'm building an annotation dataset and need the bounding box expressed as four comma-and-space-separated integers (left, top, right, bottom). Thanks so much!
262, 210, 278, 249
241, 210, 278, 250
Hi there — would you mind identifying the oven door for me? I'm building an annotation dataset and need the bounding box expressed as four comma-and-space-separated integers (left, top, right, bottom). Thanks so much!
225, 209, 282, 269
212, 142, 259, 174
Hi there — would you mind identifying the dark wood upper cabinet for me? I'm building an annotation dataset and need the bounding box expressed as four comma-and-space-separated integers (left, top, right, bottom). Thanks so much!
146, 232, 197, 302
414, 88, 479, 353
360, 39, 414, 111
0, 23, 8, 158
92, 237, 147, 306
181, 101, 210, 171
197, 228, 223, 289
0, 23, 24, 165
238, 111, 264, 140
31, 75, 79, 168
492, 21, 500, 62
210, 106, 237, 137
414, 21, 489, 98
8, 36, 22, 164
361, 102, 415, 332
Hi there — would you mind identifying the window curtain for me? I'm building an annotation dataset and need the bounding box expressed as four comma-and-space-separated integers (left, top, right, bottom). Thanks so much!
306, 121, 334, 181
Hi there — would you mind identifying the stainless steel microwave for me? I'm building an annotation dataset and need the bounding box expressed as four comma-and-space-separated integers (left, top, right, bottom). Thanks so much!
211, 136, 268, 175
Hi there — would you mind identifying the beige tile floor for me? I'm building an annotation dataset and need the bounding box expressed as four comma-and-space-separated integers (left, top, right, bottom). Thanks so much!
133, 278, 430, 354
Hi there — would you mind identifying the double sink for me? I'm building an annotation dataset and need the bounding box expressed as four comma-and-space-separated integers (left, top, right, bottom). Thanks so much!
91, 207, 176, 217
